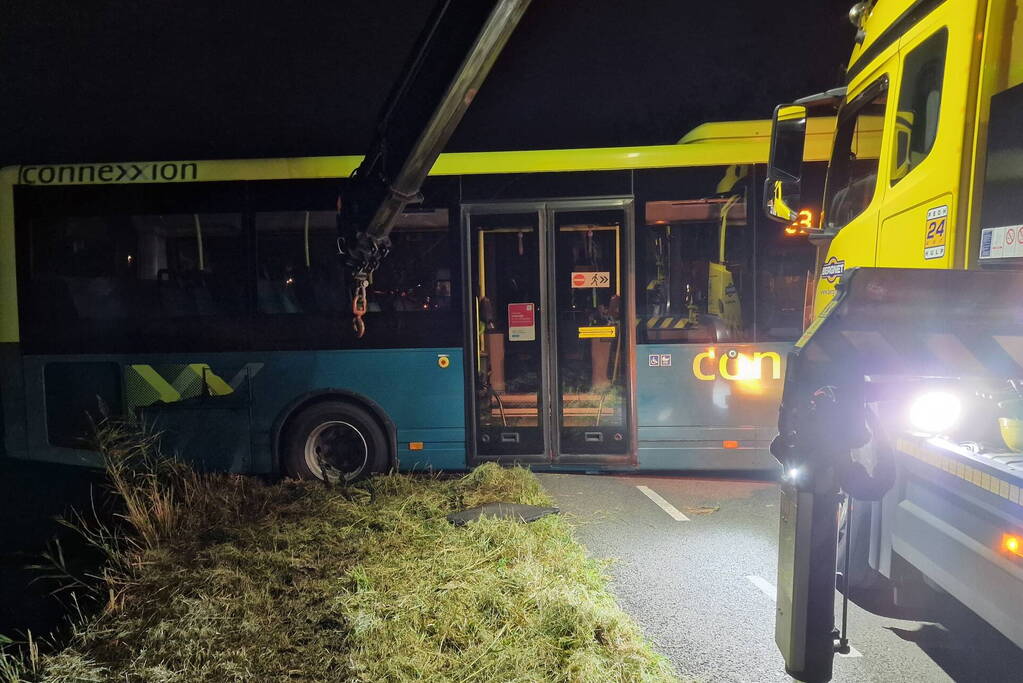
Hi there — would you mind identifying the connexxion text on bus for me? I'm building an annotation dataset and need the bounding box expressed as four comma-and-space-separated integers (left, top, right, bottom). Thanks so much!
763, 0, 1023, 666
0, 120, 834, 480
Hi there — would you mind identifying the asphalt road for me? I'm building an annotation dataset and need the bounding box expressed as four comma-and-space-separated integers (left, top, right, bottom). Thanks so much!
538, 472, 1023, 683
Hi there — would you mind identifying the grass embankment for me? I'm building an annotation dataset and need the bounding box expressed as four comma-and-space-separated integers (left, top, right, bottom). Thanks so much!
4, 423, 677, 682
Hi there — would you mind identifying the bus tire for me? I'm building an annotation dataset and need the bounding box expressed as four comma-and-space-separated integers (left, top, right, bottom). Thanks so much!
282, 401, 388, 482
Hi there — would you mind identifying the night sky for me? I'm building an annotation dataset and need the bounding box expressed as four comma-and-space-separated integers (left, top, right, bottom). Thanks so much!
1, 0, 855, 165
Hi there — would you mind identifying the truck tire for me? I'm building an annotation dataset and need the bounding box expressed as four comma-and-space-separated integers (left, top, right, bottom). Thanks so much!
282, 401, 389, 482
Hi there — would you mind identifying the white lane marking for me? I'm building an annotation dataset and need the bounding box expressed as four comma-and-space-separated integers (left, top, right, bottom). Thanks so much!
636, 485, 690, 521
746, 575, 777, 601
745, 575, 863, 658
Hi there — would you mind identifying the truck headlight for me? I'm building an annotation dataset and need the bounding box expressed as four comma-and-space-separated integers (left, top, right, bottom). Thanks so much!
908, 391, 962, 435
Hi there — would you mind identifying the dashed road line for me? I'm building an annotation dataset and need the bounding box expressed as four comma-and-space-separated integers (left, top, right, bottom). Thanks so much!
636, 485, 690, 521
746, 574, 777, 600
745, 575, 863, 658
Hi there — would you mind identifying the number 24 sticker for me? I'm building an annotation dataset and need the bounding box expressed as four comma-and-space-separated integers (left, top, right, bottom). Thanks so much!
924, 205, 948, 260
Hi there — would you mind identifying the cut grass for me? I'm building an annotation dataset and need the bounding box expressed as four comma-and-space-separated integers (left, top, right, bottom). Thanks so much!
5, 422, 678, 682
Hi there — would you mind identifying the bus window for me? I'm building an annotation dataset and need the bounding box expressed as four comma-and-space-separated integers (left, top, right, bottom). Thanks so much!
28, 211, 247, 319
249, 177, 461, 350
255, 208, 452, 315
368, 209, 454, 314
255, 210, 346, 315
754, 229, 816, 341
133, 212, 246, 316
16, 182, 248, 353
637, 166, 754, 343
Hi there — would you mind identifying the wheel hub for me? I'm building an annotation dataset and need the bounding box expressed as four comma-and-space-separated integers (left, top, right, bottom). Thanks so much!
304, 420, 369, 481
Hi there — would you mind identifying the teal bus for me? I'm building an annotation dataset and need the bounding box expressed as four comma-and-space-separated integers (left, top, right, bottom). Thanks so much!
0, 119, 835, 480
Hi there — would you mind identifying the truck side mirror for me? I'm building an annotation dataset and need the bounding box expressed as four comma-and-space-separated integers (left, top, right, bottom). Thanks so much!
764, 104, 807, 223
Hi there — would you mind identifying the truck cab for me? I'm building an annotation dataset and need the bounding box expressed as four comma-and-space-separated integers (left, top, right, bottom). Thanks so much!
770, 0, 1023, 316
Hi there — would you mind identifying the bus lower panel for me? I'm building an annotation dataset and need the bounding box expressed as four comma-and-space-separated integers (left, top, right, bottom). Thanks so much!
11, 346, 786, 474
397, 427, 466, 472
636, 443, 778, 471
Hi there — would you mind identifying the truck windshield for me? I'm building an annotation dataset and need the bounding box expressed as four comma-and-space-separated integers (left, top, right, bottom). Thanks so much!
822, 80, 887, 231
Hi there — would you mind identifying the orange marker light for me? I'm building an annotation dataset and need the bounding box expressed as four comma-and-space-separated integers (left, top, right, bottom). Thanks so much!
409, 442, 424, 451
722, 440, 740, 449
1002, 533, 1023, 557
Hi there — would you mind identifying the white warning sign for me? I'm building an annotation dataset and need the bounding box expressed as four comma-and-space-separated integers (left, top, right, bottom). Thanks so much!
979, 225, 1023, 260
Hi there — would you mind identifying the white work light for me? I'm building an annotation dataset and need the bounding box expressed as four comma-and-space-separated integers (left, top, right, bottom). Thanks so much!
908, 391, 962, 435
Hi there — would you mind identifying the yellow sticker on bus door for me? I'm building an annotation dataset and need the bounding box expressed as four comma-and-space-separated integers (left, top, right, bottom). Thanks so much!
578, 326, 616, 339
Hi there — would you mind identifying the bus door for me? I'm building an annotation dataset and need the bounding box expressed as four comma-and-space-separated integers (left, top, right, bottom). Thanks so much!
463, 199, 636, 466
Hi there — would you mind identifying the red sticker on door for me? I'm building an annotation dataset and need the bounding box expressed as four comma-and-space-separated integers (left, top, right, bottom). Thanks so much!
508, 303, 535, 342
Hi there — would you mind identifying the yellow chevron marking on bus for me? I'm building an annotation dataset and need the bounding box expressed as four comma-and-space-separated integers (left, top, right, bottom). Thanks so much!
130, 365, 182, 403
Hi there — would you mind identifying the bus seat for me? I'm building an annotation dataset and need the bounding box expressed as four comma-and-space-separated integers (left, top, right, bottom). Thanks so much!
257, 278, 301, 314
67, 277, 128, 320
32, 277, 79, 322
190, 278, 217, 316
311, 275, 345, 312
158, 274, 198, 317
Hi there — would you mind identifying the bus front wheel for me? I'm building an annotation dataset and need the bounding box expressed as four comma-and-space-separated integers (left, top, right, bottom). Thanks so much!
282, 401, 388, 482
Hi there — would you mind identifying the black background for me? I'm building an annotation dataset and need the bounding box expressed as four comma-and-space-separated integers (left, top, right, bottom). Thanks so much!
1, 0, 854, 165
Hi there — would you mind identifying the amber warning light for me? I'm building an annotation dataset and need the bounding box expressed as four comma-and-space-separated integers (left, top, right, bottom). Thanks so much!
785, 209, 816, 236
1002, 533, 1023, 558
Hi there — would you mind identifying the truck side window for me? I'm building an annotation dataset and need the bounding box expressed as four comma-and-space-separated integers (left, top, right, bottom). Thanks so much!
823, 79, 887, 231
891, 28, 948, 185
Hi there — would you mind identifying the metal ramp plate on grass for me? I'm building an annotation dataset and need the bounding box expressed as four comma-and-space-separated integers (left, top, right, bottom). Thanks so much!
447, 502, 560, 526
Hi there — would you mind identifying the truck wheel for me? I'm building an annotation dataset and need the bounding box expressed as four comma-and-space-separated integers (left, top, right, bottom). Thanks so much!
282, 401, 388, 482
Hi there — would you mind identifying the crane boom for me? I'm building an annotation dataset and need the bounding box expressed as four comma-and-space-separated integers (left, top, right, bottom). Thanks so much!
339, 0, 532, 335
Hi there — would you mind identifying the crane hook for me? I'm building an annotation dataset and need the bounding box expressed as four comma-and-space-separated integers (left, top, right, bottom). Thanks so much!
352, 281, 368, 338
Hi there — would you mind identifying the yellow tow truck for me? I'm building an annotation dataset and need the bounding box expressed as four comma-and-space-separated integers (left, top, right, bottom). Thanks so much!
763, 1, 1023, 681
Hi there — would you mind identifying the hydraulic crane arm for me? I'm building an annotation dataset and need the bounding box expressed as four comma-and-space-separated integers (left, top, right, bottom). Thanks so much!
339, 0, 532, 336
